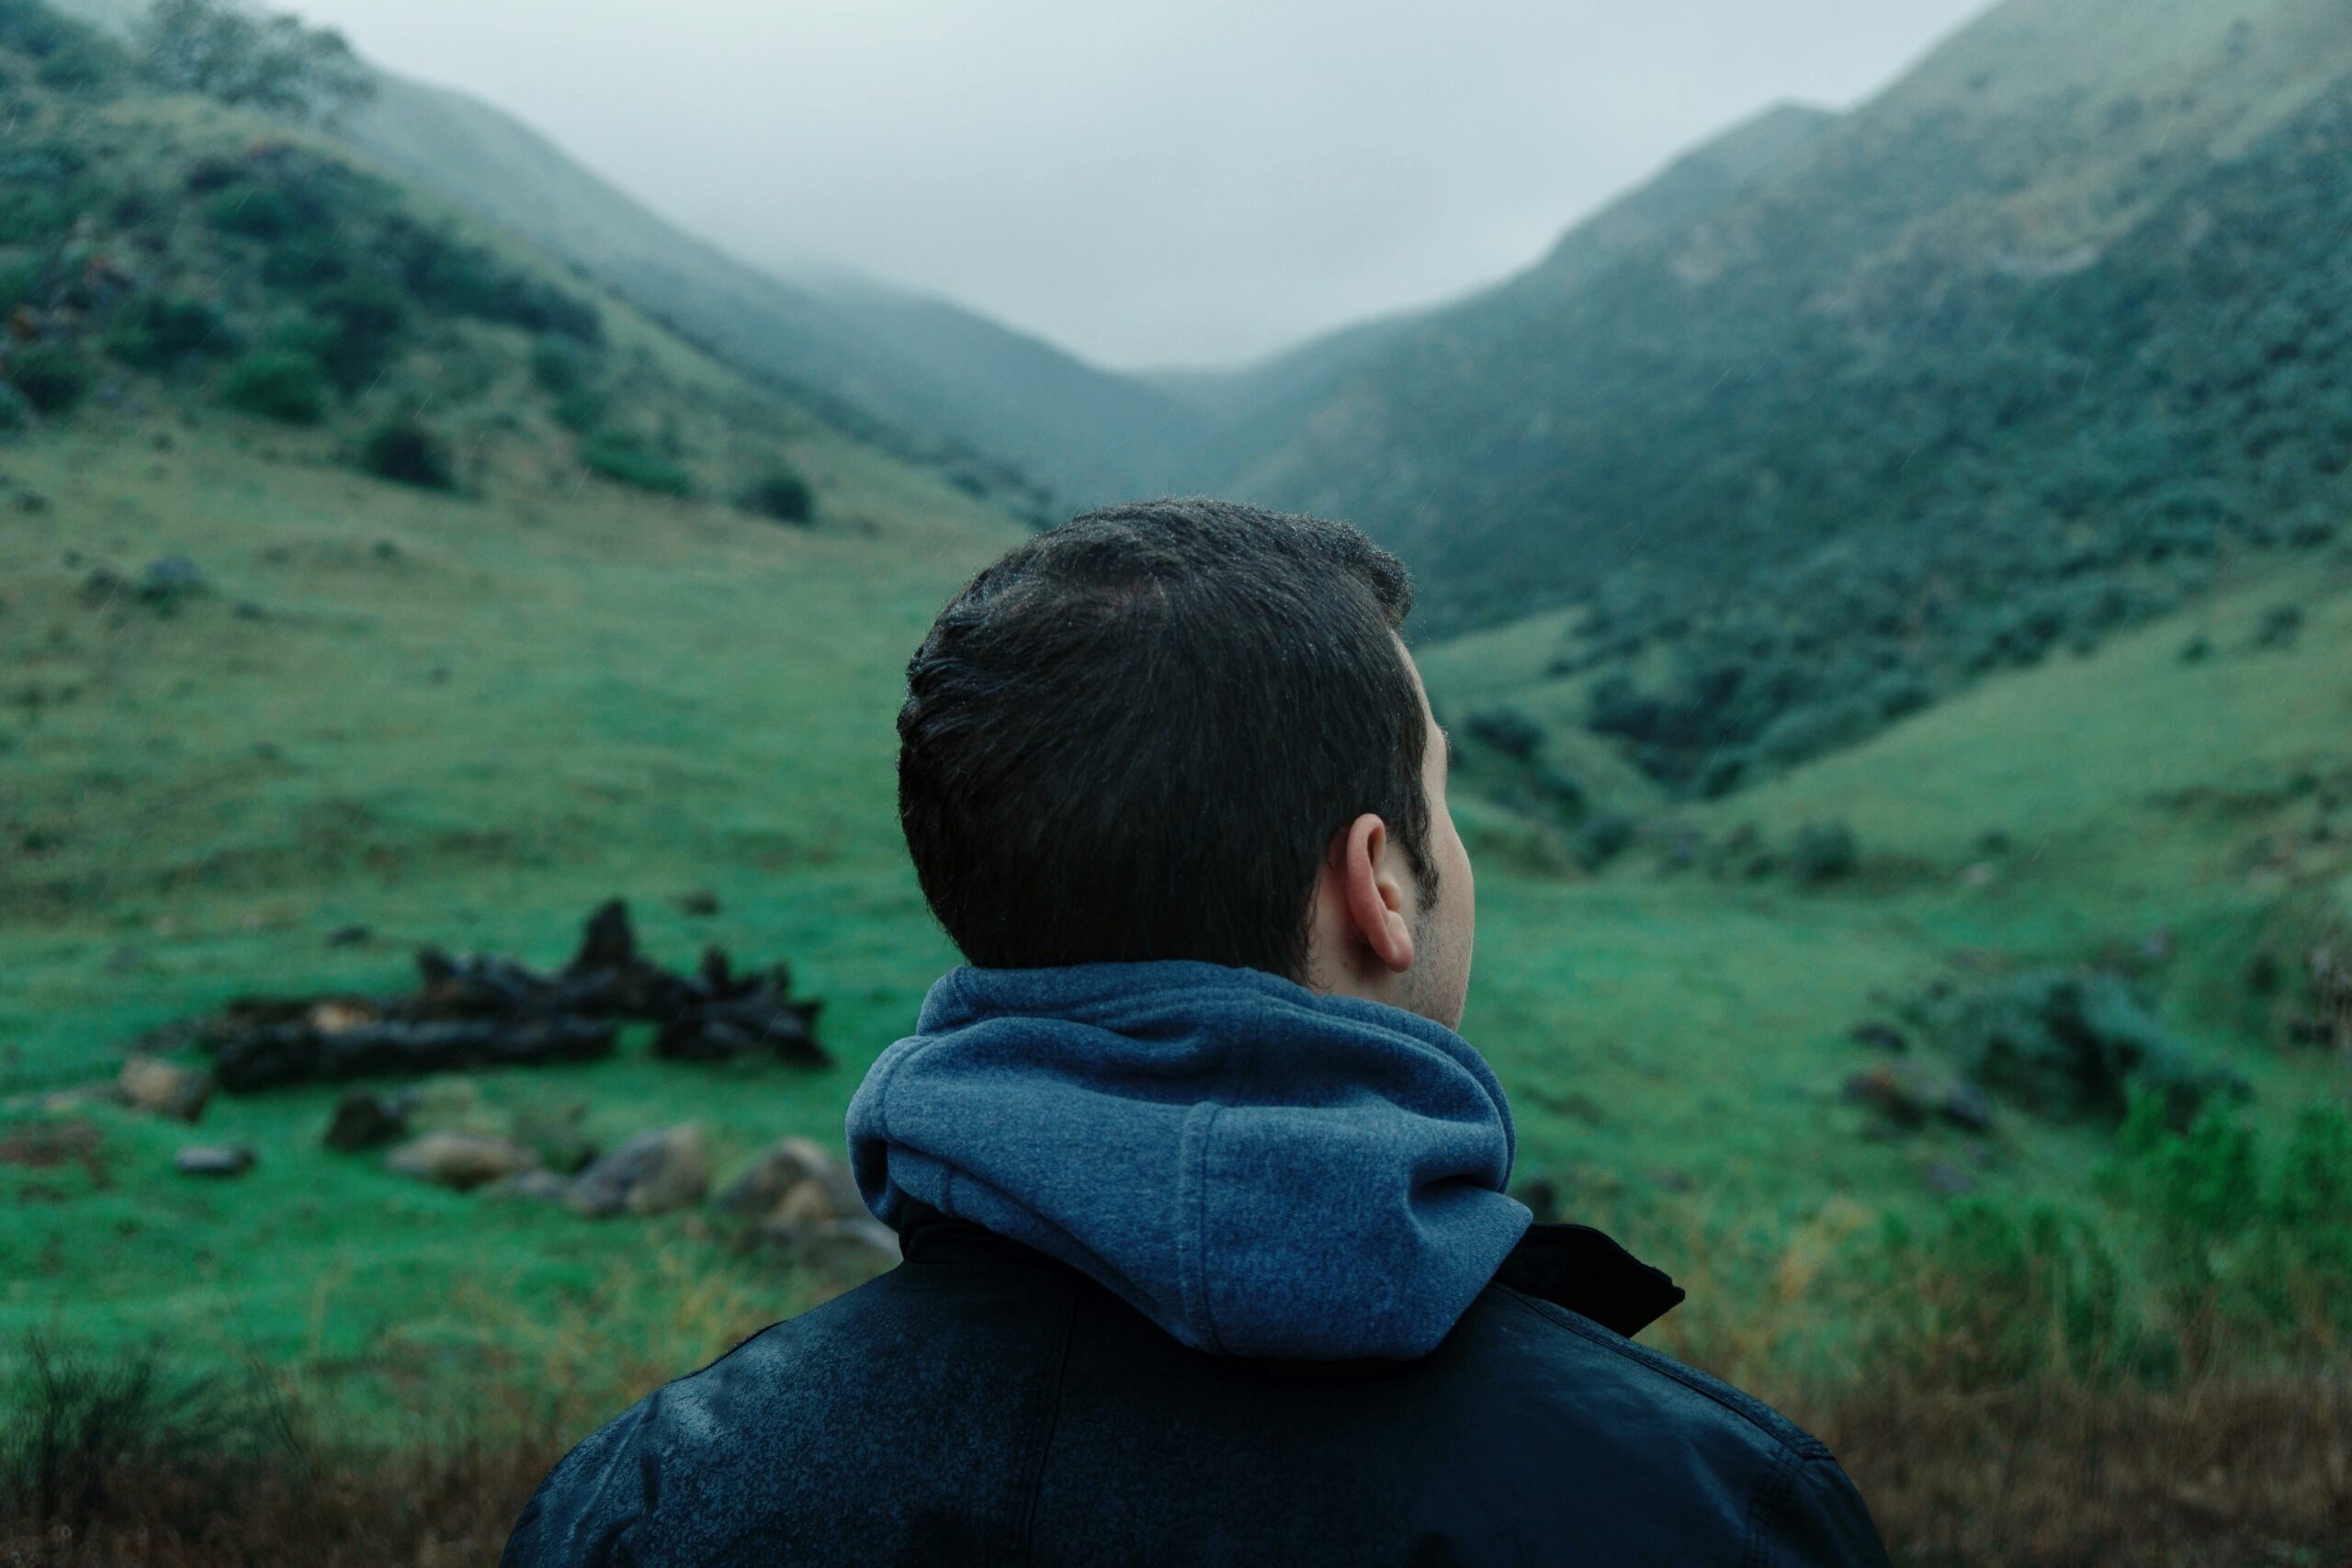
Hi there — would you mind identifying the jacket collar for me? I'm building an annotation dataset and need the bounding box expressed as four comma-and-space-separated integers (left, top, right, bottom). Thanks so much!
894, 1201, 1685, 1341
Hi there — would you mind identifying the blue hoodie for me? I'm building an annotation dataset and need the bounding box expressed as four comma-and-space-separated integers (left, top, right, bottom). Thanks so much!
844, 960, 1531, 1361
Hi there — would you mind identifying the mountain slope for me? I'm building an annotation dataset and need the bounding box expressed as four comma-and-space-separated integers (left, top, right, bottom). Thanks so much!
1227, 0, 2352, 624
54, 0, 1198, 511
1171, 100, 1836, 494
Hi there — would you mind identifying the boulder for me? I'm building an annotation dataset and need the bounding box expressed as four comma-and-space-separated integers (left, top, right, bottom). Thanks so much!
385, 1131, 539, 1191
175, 1143, 254, 1178
485, 1169, 575, 1204
511, 1099, 598, 1175
568, 1124, 709, 1218
119, 1055, 211, 1122
762, 1214, 900, 1280
717, 1135, 863, 1222
324, 1089, 410, 1152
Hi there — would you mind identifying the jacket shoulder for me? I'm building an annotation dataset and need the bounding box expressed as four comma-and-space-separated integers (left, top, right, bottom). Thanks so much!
1495, 1284, 1833, 1459
503, 1260, 1079, 1568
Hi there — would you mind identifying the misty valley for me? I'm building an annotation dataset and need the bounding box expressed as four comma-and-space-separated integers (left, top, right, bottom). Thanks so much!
2, 0, 2350, 1562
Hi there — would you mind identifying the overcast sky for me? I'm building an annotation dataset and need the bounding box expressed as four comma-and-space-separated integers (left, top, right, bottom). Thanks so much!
279, 0, 1991, 370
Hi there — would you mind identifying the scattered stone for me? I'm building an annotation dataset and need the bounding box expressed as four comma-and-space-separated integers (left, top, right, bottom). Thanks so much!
718, 1135, 863, 1221
1650, 1168, 1693, 1193
1848, 1021, 1908, 1054
1920, 1158, 1975, 1198
1974, 829, 2014, 856
325, 924, 372, 948
323, 1088, 409, 1152
385, 1131, 539, 1191
118, 1055, 211, 1122
175, 1143, 254, 1178
568, 1124, 709, 1218
677, 890, 721, 917
1960, 862, 1998, 887
763, 1215, 899, 1278
232, 600, 266, 620
511, 1099, 598, 1175
485, 1169, 574, 1203
2177, 634, 2213, 665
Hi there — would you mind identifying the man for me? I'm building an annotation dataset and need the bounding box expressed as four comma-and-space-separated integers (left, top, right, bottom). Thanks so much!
503, 500, 1891, 1566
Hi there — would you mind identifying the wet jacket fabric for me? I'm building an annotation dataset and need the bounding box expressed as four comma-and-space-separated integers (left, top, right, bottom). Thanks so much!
503, 964, 1893, 1566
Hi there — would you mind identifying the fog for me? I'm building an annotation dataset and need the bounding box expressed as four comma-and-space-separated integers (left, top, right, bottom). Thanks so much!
279, 0, 1989, 369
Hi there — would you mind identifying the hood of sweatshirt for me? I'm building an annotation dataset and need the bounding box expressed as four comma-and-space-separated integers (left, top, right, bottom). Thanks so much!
844, 960, 1531, 1360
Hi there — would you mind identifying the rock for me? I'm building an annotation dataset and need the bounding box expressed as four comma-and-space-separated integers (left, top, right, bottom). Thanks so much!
718, 1135, 862, 1221
325, 924, 373, 948
568, 1124, 709, 1218
511, 1099, 598, 1175
762, 1214, 900, 1279
175, 1144, 254, 1178
677, 890, 721, 917
119, 1055, 211, 1122
1847, 1021, 1908, 1054
323, 1089, 409, 1152
385, 1131, 539, 1191
1936, 1081, 1996, 1134
1920, 1158, 1975, 1198
485, 1169, 574, 1203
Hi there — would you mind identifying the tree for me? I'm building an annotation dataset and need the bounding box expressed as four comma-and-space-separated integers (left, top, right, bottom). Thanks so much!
137, 0, 374, 126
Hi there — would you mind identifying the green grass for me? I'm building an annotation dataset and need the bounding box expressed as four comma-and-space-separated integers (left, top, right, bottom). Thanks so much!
6, 391, 2349, 1451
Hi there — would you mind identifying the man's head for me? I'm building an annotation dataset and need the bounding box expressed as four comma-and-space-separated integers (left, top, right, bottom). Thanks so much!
897, 498, 1475, 1028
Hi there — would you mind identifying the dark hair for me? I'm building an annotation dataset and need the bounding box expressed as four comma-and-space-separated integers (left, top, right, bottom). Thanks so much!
898, 498, 1435, 976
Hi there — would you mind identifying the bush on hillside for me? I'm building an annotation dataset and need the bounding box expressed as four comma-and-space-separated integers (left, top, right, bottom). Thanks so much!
357, 417, 456, 491
138, 0, 373, 125
1912, 968, 2244, 1126
6, 344, 88, 412
737, 467, 814, 525
0, 0, 121, 91
1789, 821, 1860, 885
105, 291, 232, 369
1465, 705, 1544, 761
220, 349, 326, 423
579, 432, 692, 497
303, 277, 406, 392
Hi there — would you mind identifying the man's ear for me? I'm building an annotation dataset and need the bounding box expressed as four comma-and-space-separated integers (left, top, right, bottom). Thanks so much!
1340, 812, 1416, 975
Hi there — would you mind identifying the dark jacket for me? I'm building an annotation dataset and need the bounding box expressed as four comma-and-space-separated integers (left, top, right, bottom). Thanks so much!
503, 1202, 1892, 1566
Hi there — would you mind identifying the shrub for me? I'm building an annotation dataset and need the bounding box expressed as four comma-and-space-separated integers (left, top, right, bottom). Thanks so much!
357, 417, 455, 491
1789, 820, 1860, 885
580, 432, 692, 496
105, 292, 232, 369
305, 277, 406, 392
1573, 813, 1636, 871
737, 467, 814, 525
7, 344, 90, 413
1917, 968, 2243, 1125
530, 340, 593, 396
220, 349, 326, 423
1465, 705, 1544, 761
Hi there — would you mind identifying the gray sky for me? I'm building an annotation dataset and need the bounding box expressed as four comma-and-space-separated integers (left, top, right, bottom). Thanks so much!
282, 0, 1991, 370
